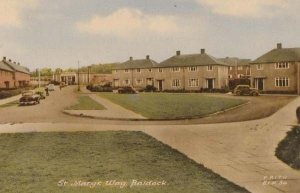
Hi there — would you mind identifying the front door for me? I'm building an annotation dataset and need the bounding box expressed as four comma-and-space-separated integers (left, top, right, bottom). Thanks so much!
206, 79, 214, 89
157, 80, 163, 91
255, 78, 264, 90
4, 81, 9, 89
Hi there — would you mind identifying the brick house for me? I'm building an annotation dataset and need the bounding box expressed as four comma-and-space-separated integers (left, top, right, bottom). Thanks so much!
219, 57, 251, 79
112, 56, 158, 89
250, 43, 300, 94
154, 49, 229, 91
0, 60, 14, 89
2, 57, 30, 87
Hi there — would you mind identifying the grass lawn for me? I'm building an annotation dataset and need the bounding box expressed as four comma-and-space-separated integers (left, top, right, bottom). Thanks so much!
67, 96, 106, 110
276, 126, 300, 169
0, 100, 19, 108
99, 93, 247, 119
0, 131, 248, 193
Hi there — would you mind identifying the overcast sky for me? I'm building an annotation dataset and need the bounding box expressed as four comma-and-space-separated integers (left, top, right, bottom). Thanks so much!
1, 0, 300, 71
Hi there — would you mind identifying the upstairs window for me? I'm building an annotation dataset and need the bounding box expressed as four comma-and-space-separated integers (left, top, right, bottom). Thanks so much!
188, 66, 198, 72
237, 66, 243, 70
257, 64, 263, 70
171, 67, 180, 72
136, 69, 141, 73
275, 62, 289, 69
124, 69, 129, 73
158, 68, 163, 72
148, 68, 152, 72
207, 65, 213, 71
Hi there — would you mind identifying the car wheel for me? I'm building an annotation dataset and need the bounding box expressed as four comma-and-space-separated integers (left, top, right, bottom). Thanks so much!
236, 91, 241, 96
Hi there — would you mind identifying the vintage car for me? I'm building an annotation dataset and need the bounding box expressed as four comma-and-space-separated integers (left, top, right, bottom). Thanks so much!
48, 84, 55, 91
233, 85, 259, 96
19, 90, 41, 105
35, 90, 46, 99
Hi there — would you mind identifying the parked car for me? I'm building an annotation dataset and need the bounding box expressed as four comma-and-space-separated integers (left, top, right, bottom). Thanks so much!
19, 90, 40, 105
48, 84, 55, 91
88, 84, 113, 92
117, 86, 138, 94
233, 85, 259, 96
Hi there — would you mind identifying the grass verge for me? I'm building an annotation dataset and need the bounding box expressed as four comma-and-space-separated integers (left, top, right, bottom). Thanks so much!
67, 96, 105, 110
0, 131, 249, 193
0, 100, 19, 108
99, 93, 246, 119
276, 126, 300, 169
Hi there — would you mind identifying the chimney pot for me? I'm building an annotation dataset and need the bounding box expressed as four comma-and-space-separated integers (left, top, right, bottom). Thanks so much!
277, 43, 282, 49
201, 49, 205, 54
3, 56, 6, 61
129, 56, 133, 61
176, 50, 181, 56
8, 59, 11, 62
146, 55, 150, 60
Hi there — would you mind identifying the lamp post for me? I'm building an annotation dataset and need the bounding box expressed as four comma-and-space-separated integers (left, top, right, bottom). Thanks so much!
77, 60, 80, 91
88, 66, 91, 84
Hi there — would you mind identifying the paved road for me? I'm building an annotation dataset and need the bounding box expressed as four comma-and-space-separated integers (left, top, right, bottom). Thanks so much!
0, 86, 299, 193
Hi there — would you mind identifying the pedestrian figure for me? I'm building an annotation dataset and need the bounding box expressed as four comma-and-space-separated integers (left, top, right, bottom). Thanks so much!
45, 87, 49, 96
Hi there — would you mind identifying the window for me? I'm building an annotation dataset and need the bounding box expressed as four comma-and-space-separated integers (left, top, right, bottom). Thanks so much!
257, 64, 263, 70
188, 66, 198, 72
136, 79, 142, 84
229, 66, 233, 70
171, 67, 180, 72
275, 62, 289, 69
237, 66, 243, 70
207, 65, 213, 71
275, 77, 289, 87
136, 69, 141, 73
158, 68, 163, 72
114, 70, 118, 73
124, 69, 129, 73
238, 74, 243, 78
228, 75, 233, 79
188, 79, 199, 87
172, 79, 181, 87
124, 79, 130, 85
148, 68, 152, 72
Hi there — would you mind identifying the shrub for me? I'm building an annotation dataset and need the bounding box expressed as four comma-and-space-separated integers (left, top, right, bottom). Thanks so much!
145, 85, 157, 92
0, 89, 22, 99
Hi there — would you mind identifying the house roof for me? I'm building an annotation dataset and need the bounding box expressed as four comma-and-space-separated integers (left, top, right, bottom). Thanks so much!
251, 47, 300, 64
158, 52, 228, 68
0, 61, 14, 72
3, 59, 30, 74
113, 57, 158, 70
219, 57, 251, 66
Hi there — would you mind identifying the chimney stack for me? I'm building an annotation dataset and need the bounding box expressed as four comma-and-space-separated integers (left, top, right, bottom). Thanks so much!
13, 61, 16, 64
8, 59, 11, 62
176, 50, 181, 56
277, 43, 282, 49
129, 56, 133, 61
146, 55, 150, 60
3, 56, 6, 61
201, 49, 205, 54
17, 62, 20, 65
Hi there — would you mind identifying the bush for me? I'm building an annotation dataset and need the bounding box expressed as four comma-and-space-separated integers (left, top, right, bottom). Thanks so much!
260, 90, 297, 95
0, 89, 22, 99
145, 85, 157, 92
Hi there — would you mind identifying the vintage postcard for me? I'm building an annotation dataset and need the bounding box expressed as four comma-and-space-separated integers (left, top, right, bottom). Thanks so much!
0, 0, 299, 193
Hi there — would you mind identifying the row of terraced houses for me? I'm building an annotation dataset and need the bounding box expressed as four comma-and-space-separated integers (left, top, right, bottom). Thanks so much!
112, 43, 300, 94
0, 57, 30, 89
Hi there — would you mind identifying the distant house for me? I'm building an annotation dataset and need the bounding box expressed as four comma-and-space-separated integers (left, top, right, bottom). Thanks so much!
155, 49, 229, 91
53, 72, 112, 86
1, 57, 30, 88
0, 60, 14, 89
112, 55, 158, 89
250, 43, 300, 94
219, 57, 251, 80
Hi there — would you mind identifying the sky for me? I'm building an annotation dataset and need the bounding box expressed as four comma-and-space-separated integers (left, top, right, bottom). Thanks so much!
1, 0, 300, 71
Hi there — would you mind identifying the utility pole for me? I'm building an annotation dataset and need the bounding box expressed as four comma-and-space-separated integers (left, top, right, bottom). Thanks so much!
38, 68, 41, 88
77, 61, 80, 91
88, 66, 91, 84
